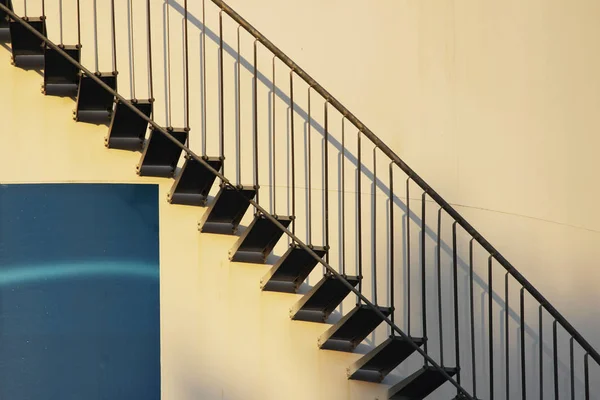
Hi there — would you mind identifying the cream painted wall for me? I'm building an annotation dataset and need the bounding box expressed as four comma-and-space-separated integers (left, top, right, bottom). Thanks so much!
0, 43, 391, 399
222, 0, 600, 343
3, 0, 600, 398
217, 1, 600, 396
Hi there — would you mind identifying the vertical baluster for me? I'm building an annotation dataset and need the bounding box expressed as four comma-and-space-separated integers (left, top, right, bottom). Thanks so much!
146, 0, 154, 106
340, 117, 345, 275
421, 192, 428, 362
521, 287, 527, 400
289, 71, 295, 232
253, 40, 259, 204
470, 239, 477, 396
372, 148, 378, 304
323, 101, 329, 269
570, 338, 575, 400
553, 320, 559, 400
306, 86, 312, 245
356, 131, 362, 303
584, 353, 590, 400
110, 0, 117, 73
110, 0, 117, 74
236, 27, 241, 184
406, 178, 411, 335
489, 256, 494, 400
201, 0, 207, 155
76, 0, 81, 47
165, 0, 172, 125
218, 9, 224, 164
539, 306, 544, 400
452, 222, 460, 389
506, 273, 510, 399
307, 87, 312, 244
271, 57, 276, 212
389, 163, 395, 333
437, 208, 444, 366
129, 0, 137, 100
183, 0, 190, 137
58, 0, 63, 45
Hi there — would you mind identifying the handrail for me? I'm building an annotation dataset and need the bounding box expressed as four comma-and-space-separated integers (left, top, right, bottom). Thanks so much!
0, 4, 473, 398
209, 0, 600, 366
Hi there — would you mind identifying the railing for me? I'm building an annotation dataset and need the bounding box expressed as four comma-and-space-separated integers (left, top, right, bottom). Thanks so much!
1, 0, 599, 398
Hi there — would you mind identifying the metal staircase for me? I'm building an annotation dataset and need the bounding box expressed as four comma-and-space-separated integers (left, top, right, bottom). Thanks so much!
1, 1, 598, 398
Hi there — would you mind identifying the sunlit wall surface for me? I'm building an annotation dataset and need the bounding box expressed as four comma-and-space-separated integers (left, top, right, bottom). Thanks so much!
0, 184, 160, 400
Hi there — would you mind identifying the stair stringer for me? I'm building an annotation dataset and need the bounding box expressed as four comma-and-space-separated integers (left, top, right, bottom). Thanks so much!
0, 44, 390, 400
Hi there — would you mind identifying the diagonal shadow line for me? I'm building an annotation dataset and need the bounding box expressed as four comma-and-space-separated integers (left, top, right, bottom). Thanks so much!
165, 0, 591, 368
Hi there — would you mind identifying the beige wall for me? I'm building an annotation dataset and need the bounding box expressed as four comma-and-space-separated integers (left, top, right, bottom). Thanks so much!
225, 0, 600, 342
0, 33, 391, 399
3, 0, 600, 398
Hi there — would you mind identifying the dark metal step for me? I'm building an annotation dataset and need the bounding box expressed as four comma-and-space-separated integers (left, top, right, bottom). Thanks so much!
9, 16, 46, 67
318, 304, 392, 352
290, 274, 360, 323
43, 44, 81, 95
136, 126, 188, 177
74, 73, 117, 123
167, 155, 222, 206
0, 0, 14, 41
260, 243, 327, 293
198, 185, 256, 234
388, 365, 457, 400
347, 335, 426, 383
105, 99, 153, 151
228, 214, 292, 264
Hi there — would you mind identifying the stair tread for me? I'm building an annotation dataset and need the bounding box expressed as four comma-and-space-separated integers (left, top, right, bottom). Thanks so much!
75, 73, 117, 121
169, 156, 222, 207
9, 17, 45, 59
290, 274, 360, 322
44, 45, 81, 91
348, 335, 426, 382
318, 304, 392, 352
229, 214, 292, 264
106, 100, 152, 151
261, 243, 327, 293
199, 185, 256, 234
137, 126, 187, 178
388, 365, 457, 400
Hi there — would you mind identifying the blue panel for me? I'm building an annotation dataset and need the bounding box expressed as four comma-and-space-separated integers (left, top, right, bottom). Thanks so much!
0, 184, 160, 400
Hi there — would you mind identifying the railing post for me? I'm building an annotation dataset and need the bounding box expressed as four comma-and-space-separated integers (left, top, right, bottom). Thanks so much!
452, 221, 460, 389
406, 178, 411, 335
489, 256, 494, 400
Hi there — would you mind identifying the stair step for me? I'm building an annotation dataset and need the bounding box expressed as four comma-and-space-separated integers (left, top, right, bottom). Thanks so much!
9, 16, 46, 67
43, 44, 80, 95
105, 99, 152, 151
168, 155, 222, 206
75, 73, 117, 122
388, 365, 457, 400
198, 185, 256, 234
260, 243, 327, 293
136, 126, 187, 177
290, 274, 360, 322
0, 0, 14, 40
347, 335, 426, 383
229, 214, 292, 264
318, 304, 392, 352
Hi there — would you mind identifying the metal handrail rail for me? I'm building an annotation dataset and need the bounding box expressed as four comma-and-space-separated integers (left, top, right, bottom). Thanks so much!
0, 4, 474, 398
209, 0, 600, 367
